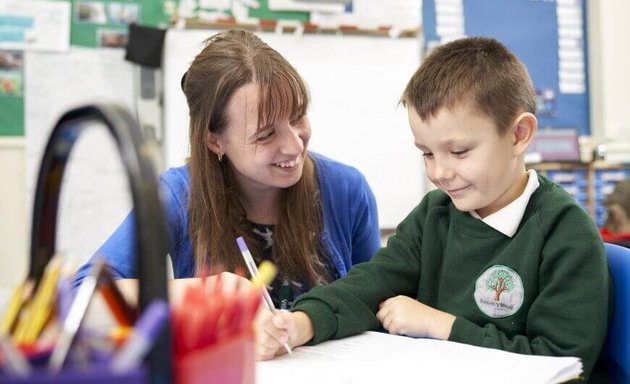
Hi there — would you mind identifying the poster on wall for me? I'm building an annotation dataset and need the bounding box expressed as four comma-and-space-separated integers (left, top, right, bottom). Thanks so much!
0, 49, 24, 136
0, 0, 70, 52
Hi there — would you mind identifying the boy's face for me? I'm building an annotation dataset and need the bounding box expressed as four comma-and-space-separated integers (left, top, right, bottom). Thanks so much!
409, 102, 527, 218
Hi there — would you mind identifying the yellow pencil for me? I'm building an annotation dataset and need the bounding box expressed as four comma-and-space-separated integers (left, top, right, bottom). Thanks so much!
14, 257, 62, 344
0, 282, 26, 335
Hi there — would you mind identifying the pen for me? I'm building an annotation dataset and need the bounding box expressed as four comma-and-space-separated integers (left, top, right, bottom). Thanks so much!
110, 299, 169, 373
97, 266, 136, 327
48, 258, 104, 372
236, 236, 292, 355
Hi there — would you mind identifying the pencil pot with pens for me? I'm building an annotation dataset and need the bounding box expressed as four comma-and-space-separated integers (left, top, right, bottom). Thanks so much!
0, 104, 172, 383
170, 253, 283, 384
170, 274, 259, 384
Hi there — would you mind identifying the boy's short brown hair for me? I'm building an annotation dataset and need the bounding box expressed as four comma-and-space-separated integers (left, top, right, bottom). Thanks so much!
401, 37, 536, 135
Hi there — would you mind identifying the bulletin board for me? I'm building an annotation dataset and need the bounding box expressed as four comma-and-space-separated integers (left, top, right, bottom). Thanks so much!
422, 0, 590, 135
0, 0, 171, 137
69, 0, 172, 47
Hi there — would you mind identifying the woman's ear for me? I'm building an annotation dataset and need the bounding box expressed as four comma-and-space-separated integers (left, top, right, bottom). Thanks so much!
512, 112, 537, 155
205, 131, 223, 157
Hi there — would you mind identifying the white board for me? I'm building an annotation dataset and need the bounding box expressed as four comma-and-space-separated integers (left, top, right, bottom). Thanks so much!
25, 47, 135, 265
163, 29, 424, 228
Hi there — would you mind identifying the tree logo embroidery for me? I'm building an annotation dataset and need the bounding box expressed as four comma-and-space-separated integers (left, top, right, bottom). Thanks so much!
474, 265, 524, 318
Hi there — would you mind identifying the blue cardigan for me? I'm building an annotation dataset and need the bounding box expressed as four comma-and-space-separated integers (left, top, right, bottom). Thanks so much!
74, 152, 380, 284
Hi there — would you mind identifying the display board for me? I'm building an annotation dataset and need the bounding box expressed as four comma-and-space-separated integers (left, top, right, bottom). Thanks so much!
423, 0, 590, 135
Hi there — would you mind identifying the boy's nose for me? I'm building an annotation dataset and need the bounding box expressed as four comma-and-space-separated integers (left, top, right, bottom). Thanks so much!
432, 161, 454, 181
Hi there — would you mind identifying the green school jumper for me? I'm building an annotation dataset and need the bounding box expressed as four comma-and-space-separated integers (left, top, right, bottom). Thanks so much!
292, 174, 611, 383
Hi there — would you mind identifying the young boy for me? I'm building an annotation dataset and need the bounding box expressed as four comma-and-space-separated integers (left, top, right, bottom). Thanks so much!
257, 37, 611, 383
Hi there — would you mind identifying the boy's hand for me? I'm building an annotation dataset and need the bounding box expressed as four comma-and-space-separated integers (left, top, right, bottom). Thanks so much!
254, 310, 314, 360
376, 296, 455, 340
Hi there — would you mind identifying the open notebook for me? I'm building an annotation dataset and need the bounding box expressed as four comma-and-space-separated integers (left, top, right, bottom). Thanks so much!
257, 331, 582, 384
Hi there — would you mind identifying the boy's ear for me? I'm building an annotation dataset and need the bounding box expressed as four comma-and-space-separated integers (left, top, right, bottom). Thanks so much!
512, 112, 537, 155
204, 131, 223, 156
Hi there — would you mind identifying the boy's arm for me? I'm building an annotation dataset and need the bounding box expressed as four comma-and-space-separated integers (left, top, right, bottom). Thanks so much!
293, 203, 428, 344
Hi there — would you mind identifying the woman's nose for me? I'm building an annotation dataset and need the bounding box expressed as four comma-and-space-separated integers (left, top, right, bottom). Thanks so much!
279, 126, 304, 155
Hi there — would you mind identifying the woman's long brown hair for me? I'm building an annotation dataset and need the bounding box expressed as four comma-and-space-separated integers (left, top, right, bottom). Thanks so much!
183, 29, 326, 285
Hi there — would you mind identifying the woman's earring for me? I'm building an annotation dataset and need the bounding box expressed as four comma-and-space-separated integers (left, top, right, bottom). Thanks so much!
217, 153, 223, 162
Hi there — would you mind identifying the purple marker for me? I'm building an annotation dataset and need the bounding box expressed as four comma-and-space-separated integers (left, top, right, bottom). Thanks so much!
110, 299, 169, 373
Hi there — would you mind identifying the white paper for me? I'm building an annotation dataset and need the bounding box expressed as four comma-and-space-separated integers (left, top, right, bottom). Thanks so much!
556, 1, 585, 95
257, 332, 582, 384
268, 0, 344, 13
311, 0, 420, 31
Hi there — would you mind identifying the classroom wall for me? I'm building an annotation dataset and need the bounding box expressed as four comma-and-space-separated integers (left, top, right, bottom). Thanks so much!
0, 138, 28, 288
586, 0, 630, 142
2, 2, 630, 291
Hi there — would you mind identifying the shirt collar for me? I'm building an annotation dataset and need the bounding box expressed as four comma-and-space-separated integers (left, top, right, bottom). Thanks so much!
469, 169, 539, 237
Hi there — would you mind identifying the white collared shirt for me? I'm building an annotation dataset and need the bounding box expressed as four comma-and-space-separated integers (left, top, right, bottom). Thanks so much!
469, 169, 540, 237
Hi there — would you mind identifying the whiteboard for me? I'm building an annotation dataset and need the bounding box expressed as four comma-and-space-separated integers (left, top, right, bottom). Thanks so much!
25, 47, 135, 266
163, 29, 425, 228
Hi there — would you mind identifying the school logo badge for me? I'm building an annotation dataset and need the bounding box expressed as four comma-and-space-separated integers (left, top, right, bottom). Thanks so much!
474, 265, 524, 318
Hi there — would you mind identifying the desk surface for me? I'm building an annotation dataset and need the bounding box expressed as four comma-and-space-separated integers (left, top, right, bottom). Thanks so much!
256, 331, 581, 384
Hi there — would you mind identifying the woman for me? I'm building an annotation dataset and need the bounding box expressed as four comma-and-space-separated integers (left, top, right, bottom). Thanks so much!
74, 29, 380, 310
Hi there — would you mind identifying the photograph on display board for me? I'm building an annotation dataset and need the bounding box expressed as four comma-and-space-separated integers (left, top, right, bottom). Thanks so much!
0, 50, 23, 96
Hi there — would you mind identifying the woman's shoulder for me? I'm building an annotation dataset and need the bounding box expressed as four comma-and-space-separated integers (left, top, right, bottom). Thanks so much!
160, 165, 190, 196
161, 165, 189, 180
310, 152, 365, 184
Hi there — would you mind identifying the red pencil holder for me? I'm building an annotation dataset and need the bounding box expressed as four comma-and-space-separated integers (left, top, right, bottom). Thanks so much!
174, 330, 254, 384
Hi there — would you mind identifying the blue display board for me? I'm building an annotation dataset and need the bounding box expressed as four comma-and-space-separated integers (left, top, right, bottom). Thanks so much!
422, 0, 590, 135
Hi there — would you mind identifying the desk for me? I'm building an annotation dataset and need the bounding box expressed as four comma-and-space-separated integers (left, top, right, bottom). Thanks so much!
256, 332, 581, 384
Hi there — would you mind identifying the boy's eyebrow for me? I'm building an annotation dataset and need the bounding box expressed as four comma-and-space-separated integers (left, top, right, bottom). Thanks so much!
415, 139, 468, 151
439, 138, 468, 147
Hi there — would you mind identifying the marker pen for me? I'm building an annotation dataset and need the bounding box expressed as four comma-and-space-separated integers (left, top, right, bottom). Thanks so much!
110, 299, 169, 373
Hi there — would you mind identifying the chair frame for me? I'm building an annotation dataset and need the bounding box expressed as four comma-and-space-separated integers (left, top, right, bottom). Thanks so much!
604, 242, 630, 383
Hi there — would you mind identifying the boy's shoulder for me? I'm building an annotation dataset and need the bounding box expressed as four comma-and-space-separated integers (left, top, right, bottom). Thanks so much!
530, 173, 581, 209
526, 172, 596, 229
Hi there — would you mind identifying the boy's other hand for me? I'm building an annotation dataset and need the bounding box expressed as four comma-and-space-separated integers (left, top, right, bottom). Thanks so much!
377, 295, 455, 340
254, 310, 314, 360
